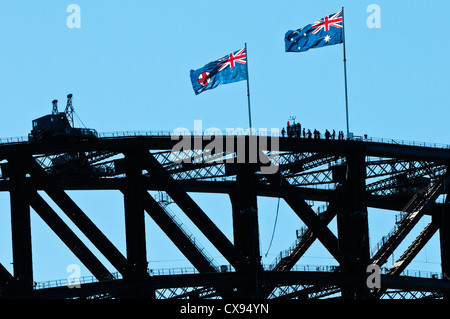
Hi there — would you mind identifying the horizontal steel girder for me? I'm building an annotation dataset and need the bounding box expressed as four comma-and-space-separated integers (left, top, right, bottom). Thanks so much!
9, 271, 450, 299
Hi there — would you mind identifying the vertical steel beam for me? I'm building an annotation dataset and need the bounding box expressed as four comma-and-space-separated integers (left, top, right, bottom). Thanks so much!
337, 152, 370, 298
123, 151, 148, 279
8, 157, 33, 292
230, 164, 262, 298
440, 192, 450, 297
231, 166, 260, 265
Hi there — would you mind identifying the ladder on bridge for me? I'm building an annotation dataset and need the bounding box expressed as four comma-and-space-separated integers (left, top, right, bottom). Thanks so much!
388, 220, 439, 276
371, 170, 450, 266
270, 203, 337, 271
155, 193, 220, 272
371, 220, 440, 299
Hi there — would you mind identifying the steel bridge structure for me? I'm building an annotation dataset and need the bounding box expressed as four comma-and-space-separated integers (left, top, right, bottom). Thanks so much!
0, 131, 449, 299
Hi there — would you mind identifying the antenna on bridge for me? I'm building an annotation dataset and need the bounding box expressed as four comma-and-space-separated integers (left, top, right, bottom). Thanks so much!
51, 100, 58, 115
65, 94, 74, 127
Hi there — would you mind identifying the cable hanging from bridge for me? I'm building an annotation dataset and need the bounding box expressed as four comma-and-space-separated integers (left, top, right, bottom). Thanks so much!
265, 176, 283, 258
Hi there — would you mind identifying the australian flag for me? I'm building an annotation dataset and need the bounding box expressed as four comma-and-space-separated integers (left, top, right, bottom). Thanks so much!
285, 11, 343, 53
190, 48, 247, 95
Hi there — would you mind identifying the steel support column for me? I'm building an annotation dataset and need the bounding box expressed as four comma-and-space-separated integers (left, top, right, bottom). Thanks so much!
440, 192, 450, 298
336, 153, 370, 299
230, 164, 262, 298
8, 156, 33, 293
123, 151, 148, 279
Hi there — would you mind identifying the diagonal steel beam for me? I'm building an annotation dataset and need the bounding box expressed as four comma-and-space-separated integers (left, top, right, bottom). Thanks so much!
272, 203, 339, 272
141, 191, 235, 298
371, 170, 450, 266
262, 187, 344, 299
389, 220, 439, 276
0, 263, 14, 294
373, 218, 439, 298
142, 152, 244, 269
29, 191, 114, 281
264, 172, 343, 264
26, 157, 133, 277
141, 190, 218, 273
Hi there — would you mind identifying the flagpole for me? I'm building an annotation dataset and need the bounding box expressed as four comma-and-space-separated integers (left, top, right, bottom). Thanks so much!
245, 42, 253, 132
341, 6, 350, 138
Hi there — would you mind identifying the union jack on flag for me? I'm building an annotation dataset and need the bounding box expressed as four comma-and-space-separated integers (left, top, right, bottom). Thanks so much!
217, 48, 247, 71
190, 48, 248, 95
285, 11, 343, 53
311, 11, 343, 34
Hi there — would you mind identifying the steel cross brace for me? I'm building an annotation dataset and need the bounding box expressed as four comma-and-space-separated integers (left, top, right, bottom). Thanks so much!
140, 189, 219, 273
371, 170, 450, 266
25, 157, 134, 278
141, 151, 245, 269
264, 172, 344, 265
28, 190, 114, 281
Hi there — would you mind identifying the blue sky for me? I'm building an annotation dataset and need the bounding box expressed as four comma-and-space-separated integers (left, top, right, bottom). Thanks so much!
0, 1, 448, 284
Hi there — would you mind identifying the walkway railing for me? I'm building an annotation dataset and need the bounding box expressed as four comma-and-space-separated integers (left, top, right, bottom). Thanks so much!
0, 131, 449, 150
99, 130, 450, 150
352, 135, 450, 150
0, 136, 29, 144
32, 263, 443, 291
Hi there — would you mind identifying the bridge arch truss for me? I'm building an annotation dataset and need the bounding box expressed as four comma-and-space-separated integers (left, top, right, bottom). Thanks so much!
0, 134, 449, 299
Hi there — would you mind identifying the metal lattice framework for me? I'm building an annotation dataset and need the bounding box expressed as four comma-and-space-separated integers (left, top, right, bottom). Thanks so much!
0, 133, 449, 299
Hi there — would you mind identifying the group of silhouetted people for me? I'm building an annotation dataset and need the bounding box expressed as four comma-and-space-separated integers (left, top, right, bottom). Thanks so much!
281, 123, 345, 140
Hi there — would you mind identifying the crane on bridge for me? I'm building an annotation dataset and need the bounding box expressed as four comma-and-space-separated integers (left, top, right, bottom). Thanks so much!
29, 94, 98, 142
